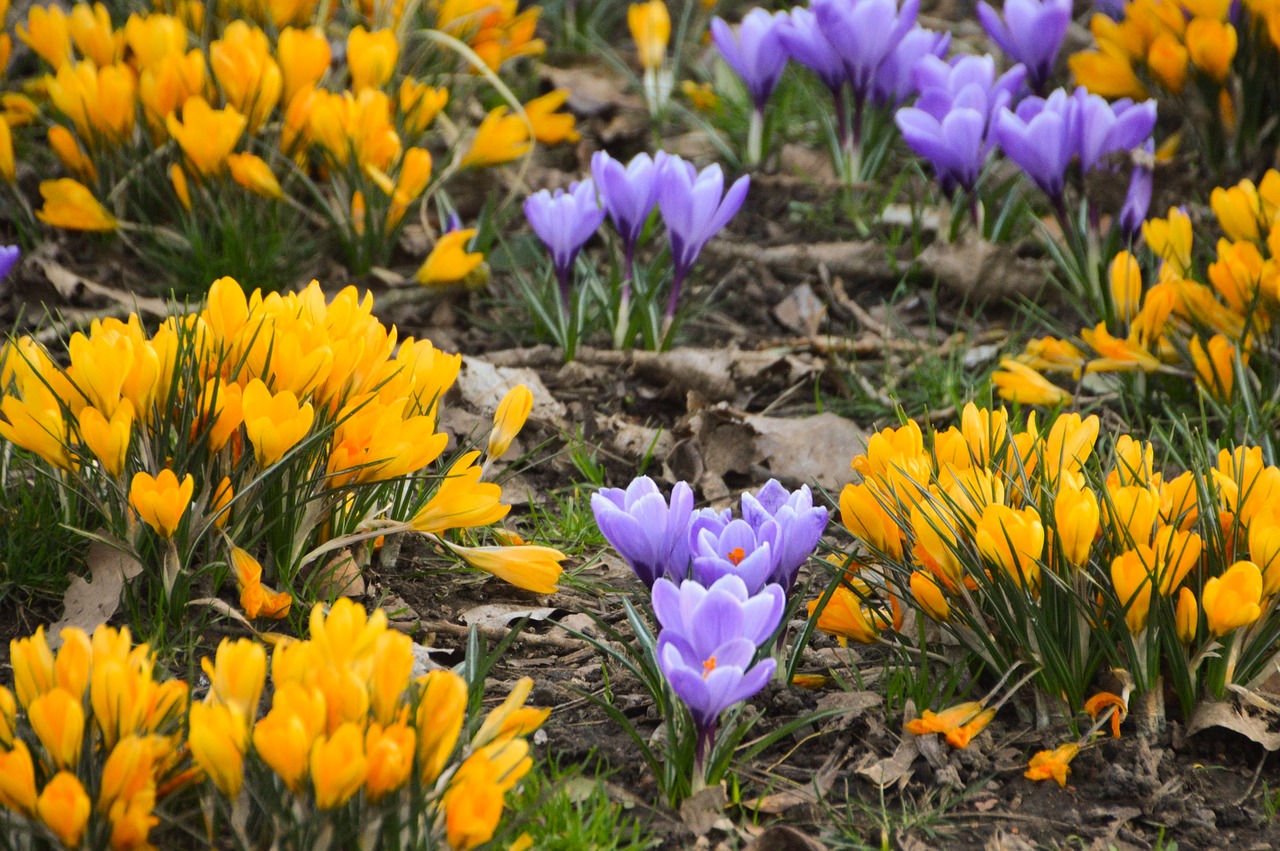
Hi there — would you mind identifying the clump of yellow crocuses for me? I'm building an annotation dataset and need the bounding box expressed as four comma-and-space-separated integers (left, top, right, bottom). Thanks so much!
2, 0, 576, 280
829, 401, 1280, 733
0, 276, 560, 631
0, 601, 546, 849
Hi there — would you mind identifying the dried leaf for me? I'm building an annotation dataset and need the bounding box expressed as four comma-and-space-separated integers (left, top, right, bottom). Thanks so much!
48, 540, 143, 646
773, 282, 827, 337
742, 825, 829, 851
459, 604, 559, 630
679, 784, 732, 836
1185, 700, 1280, 750
855, 735, 919, 788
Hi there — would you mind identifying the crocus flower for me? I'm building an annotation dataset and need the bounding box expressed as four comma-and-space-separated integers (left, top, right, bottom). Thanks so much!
523, 178, 606, 307
0, 245, 19, 280
994, 88, 1078, 203
690, 517, 779, 593
710, 9, 789, 112
591, 477, 694, 587
777, 7, 846, 95
897, 55, 1025, 195
741, 479, 828, 593
653, 575, 782, 763
590, 150, 667, 265
976, 0, 1071, 92
812, 0, 920, 103
870, 26, 950, 107
657, 157, 749, 322
1074, 90, 1157, 173
1120, 140, 1153, 240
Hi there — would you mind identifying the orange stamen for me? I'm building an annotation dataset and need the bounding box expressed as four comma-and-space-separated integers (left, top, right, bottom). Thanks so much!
702, 656, 717, 679
727, 547, 746, 565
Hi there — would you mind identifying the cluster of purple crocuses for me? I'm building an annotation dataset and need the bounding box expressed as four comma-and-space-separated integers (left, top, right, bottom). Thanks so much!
523, 151, 748, 343
710, 0, 949, 170
591, 477, 827, 768
885, 0, 1156, 234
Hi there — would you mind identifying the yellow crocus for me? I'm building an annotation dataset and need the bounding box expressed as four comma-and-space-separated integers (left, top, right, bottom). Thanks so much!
98, 734, 158, 816
976, 504, 1044, 592
123, 13, 186, 68
78, 399, 134, 476
0, 740, 37, 816
53, 629, 91, 702
17, 4, 73, 69
308, 598, 388, 671
28, 688, 84, 769
461, 106, 530, 168
1190, 334, 1237, 401
0, 119, 14, 184
36, 178, 118, 231
1054, 481, 1099, 569
128, 468, 194, 537
451, 542, 564, 593
1143, 206, 1192, 276
487, 384, 532, 461
412, 447, 506, 534
385, 146, 433, 229
1146, 32, 1187, 93
368, 631, 414, 726
1109, 250, 1143, 324
807, 585, 889, 646
45, 59, 136, 144
909, 570, 950, 622
1211, 180, 1262, 242
416, 229, 483, 285
227, 152, 283, 199
1203, 560, 1263, 636
201, 637, 266, 720
347, 26, 398, 92
1185, 17, 1236, 82
399, 78, 448, 136
0, 685, 15, 748
1025, 743, 1079, 787
523, 89, 579, 145
628, 0, 670, 70
990, 359, 1073, 407
11, 625, 57, 709
1175, 586, 1198, 644
1017, 335, 1087, 380
1112, 548, 1153, 633
253, 683, 325, 793
277, 26, 330, 105
48, 125, 96, 183
416, 670, 467, 784
443, 755, 505, 850
472, 677, 547, 748
311, 722, 367, 809
138, 49, 206, 134
210, 21, 281, 133
68, 3, 119, 66
839, 482, 904, 559
166, 96, 246, 178
1248, 505, 1280, 597
1105, 484, 1160, 547
240, 377, 315, 467
364, 722, 416, 802
1070, 48, 1147, 99
36, 772, 91, 848
188, 703, 246, 797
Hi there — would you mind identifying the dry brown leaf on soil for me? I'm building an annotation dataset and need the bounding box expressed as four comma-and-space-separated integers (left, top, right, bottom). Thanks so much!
745, 738, 848, 815
741, 825, 830, 851
1184, 700, 1280, 750
679, 784, 733, 837
47, 539, 144, 646
855, 734, 920, 789
459, 603, 561, 630
916, 235, 1053, 301
28, 253, 168, 316
456, 356, 568, 421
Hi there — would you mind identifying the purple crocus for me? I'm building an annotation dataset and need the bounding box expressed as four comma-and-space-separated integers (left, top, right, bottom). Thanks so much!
740, 480, 828, 593
994, 87, 1078, 204
896, 57, 1025, 196
812, 0, 920, 104
690, 518, 779, 593
976, 0, 1071, 93
591, 477, 694, 587
0, 246, 18, 280
710, 10, 790, 112
1120, 139, 1153, 240
590, 151, 667, 267
653, 574, 783, 765
657, 156, 749, 324
870, 26, 951, 108
524, 178, 607, 307
1074, 90, 1157, 173
777, 7, 846, 95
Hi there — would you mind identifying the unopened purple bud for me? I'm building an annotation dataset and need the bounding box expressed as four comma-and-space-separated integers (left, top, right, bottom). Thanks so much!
777, 7, 846, 95
711, 9, 790, 112
1120, 139, 1154, 240
591, 477, 694, 587
590, 150, 667, 256
813, 0, 920, 102
871, 26, 950, 107
976, 0, 1071, 93
524, 178, 607, 303
0, 246, 18, 281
